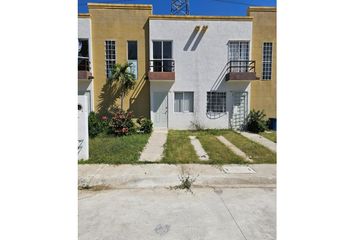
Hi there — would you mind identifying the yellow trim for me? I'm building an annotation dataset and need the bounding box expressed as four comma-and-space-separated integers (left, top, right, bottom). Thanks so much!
88, 3, 152, 10
78, 13, 90, 18
149, 15, 253, 21
248, 7, 276, 15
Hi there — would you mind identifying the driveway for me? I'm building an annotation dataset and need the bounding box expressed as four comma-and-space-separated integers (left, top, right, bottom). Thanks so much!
79, 164, 276, 240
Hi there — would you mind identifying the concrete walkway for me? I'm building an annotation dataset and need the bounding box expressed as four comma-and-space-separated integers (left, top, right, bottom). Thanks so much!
216, 136, 253, 162
139, 129, 168, 162
240, 131, 276, 152
189, 136, 209, 161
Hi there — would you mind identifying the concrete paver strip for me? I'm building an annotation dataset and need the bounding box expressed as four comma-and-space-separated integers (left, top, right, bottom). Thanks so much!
139, 129, 168, 162
216, 136, 253, 162
189, 136, 209, 161
240, 131, 276, 152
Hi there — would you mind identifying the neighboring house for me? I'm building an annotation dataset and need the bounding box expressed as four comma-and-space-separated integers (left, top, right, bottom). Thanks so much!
78, 4, 276, 130
88, 3, 151, 117
248, 7, 276, 119
78, 13, 94, 113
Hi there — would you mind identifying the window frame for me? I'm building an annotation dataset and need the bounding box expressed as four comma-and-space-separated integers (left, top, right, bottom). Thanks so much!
227, 40, 250, 73
174, 91, 194, 113
127, 40, 138, 79
152, 40, 174, 72
262, 42, 273, 80
105, 40, 117, 79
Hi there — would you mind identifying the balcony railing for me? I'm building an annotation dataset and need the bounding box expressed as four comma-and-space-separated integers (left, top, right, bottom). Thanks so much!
225, 60, 258, 81
150, 59, 175, 72
227, 60, 255, 73
78, 57, 90, 71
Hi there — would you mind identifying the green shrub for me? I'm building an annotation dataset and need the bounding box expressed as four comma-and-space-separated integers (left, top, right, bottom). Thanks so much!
245, 109, 267, 133
110, 109, 136, 136
88, 112, 103, 138
137, 117, 153, 134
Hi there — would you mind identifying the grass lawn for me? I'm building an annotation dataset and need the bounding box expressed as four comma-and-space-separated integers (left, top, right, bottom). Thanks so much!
79, 133, 150, 164
222, 131, 276, 163
259, 131, 277, 143
162, 129, 274, 164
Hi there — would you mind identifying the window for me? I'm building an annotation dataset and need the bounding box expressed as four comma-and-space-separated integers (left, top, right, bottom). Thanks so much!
207, 92, 226, 113
78, 39, 89, 71
262, 42, 273, 80
174, 92, 194, 112
128, 41, 138, 79
78, 39, 89, 58
105, 40, 116, 78
152, 41, 174, 72
228, 41, 249, 72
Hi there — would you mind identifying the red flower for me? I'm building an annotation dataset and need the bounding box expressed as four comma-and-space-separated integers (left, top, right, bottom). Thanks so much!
101, 116, 108, 120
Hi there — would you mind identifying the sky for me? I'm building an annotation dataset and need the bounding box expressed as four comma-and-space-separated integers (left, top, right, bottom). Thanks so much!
78, 0, 276, 16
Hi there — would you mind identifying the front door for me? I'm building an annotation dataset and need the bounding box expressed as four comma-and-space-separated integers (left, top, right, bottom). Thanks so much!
153, 92, 168, 128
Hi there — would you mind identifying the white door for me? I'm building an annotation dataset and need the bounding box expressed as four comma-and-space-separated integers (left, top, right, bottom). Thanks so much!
153, 92, 168, 128
231, 92, 248, 130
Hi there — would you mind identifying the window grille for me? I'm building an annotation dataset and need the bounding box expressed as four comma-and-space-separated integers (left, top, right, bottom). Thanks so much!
207, 92, 226, 113
262, 42, 273, 80
105, 40, 116, 78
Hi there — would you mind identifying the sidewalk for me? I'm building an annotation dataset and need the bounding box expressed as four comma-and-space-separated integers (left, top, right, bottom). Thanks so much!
78, 163, 276, 189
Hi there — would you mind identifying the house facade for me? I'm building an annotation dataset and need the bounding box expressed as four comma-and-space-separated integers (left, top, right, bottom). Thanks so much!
148, 15, 256, 129
88, 3, 151, 117
78, 3, 276, 130
248, 7, 276, 119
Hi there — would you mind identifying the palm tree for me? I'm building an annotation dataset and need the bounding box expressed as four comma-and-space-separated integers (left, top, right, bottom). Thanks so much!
109, 62, 136, 110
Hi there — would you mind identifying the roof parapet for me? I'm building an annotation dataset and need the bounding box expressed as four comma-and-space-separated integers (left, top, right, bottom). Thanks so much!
88, 3, 152, 11
149, 15, 253, 21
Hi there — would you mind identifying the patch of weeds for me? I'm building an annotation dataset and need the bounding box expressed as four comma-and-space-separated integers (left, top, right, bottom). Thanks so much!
170, 174, 198, 193
78, 178, 112, 191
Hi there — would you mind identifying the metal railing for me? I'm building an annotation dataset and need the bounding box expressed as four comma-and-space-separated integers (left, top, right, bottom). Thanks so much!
149, 59, 175, 72
78, 57, 90, 71
227, 60, 255, 73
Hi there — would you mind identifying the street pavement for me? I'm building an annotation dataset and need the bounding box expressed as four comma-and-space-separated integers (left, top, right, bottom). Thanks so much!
79, 164, 276, 240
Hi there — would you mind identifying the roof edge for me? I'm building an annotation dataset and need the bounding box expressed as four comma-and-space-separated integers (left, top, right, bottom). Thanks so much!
248, 6, 276, 15
88, 3, 152, 10
149, 15, 253, 21
78, 13, 90, 18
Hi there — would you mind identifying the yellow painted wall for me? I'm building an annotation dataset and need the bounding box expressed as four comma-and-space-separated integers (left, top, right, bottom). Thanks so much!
89, 4, 151, 117
248, 8, 277, 118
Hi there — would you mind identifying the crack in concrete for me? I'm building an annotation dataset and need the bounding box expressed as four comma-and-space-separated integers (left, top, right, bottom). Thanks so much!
214, 188, 248, 240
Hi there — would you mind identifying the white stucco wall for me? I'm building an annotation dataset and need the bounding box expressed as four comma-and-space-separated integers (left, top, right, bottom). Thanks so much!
78, 17, 94, 112
149, 19, 253, 129
78, 95, 89, 160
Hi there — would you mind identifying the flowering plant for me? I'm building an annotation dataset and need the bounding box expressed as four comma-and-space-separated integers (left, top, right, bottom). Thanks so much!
110, 109, 135, 136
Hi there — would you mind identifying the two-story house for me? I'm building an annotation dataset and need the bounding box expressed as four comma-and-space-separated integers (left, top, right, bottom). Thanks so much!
148, 15, 258, 129
78, 4, 276, 130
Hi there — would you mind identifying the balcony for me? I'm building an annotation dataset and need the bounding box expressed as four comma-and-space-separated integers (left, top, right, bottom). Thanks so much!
225, 60, 258, 81
148, 60, 175, 81
78, 57, 93, 80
